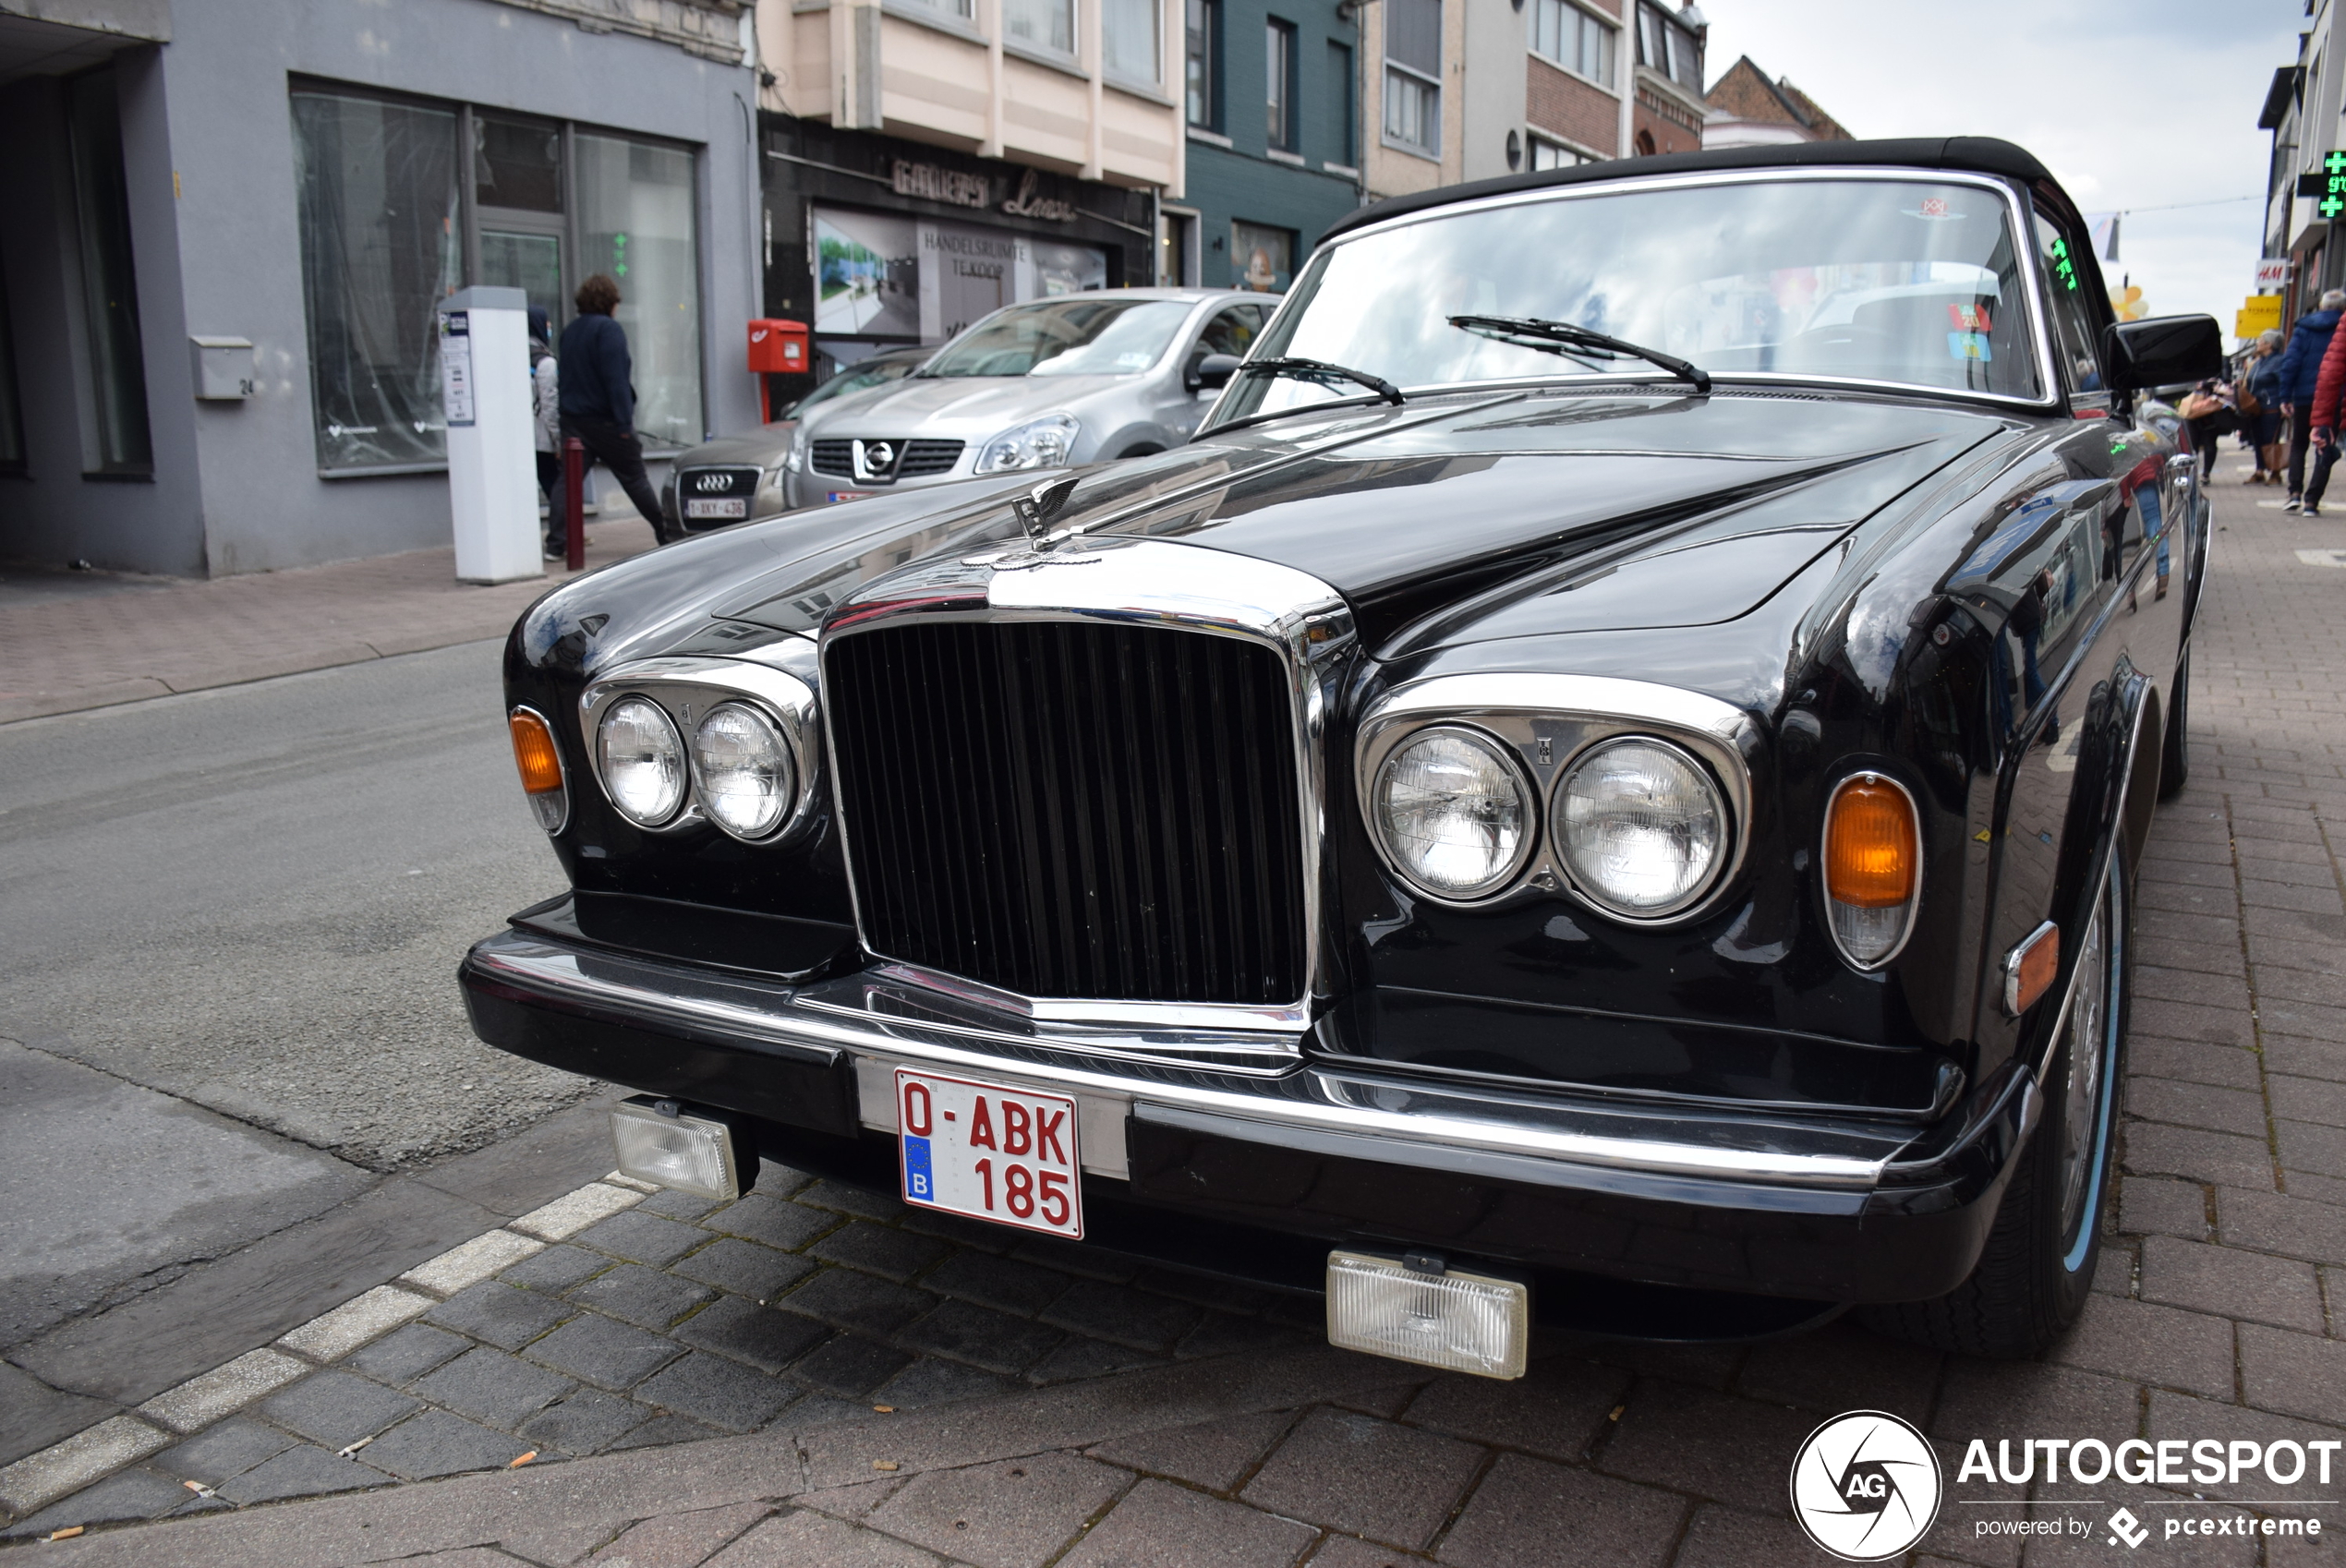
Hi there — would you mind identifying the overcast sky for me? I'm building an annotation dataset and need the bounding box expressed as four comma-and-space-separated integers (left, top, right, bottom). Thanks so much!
1699, 0, 2306, 341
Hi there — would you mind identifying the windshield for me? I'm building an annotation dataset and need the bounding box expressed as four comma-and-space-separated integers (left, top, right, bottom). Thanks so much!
786, 354, 921, 417
921, 299, 1193, 378
1215, 177, 2039, 423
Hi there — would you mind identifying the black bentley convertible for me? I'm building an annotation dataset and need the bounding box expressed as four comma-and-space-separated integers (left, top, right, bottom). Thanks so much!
464, 138, 2222, 1373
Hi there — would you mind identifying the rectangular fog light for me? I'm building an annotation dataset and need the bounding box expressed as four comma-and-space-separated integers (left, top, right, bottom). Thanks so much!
1325, 1250, 1529, 1380
611, 1097, 744, 1200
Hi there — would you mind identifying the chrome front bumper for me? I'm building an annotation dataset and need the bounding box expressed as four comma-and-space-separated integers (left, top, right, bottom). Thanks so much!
464, 928, 1927, 1213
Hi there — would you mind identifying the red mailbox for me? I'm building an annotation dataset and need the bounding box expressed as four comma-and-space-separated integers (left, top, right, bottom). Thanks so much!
747, 319, 809, 424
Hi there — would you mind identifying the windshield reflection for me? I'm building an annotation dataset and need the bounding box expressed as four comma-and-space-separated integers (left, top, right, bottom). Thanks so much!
922, 299, 1193, 379
1215, 177, 2038, 424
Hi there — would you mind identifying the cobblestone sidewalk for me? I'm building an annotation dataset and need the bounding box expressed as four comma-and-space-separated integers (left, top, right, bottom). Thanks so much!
0, 518, 656, 726
9, 465, 2346, 1566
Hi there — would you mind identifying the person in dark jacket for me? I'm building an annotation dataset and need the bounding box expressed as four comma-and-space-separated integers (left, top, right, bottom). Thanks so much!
2246, 328, 2287, 483
2275, 289, 2346, 509
559, 273, 672, 544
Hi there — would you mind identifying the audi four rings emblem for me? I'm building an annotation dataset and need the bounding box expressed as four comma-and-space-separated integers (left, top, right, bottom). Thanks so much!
694, 473, 732, 492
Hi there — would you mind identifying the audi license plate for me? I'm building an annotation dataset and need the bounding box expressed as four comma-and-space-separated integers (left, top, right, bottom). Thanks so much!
895, 1069, 1082, 1238
684, 497, 747, 520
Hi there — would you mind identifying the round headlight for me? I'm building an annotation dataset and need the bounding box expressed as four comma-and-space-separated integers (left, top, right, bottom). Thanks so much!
1372, 727, 1533, 899
692, 703, 796, 840
1554, 738, 1726, 917
598, 696, 687, 826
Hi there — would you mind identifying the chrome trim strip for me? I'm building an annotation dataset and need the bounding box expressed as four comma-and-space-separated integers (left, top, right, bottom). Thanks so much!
1354, 672, 1759, 923
469, 930, 1909, 1192
581, 656, 824, 844
1821, 771, 1926, 971
1288, 167, 2063, 418
509, 704, 571, 837
819, 536, 1352, 1036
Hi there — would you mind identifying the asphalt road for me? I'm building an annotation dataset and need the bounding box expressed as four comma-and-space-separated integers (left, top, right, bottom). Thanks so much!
0, 641, 592, 1354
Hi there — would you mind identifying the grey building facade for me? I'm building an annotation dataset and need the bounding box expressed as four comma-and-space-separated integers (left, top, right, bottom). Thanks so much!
0, 0, 760, 577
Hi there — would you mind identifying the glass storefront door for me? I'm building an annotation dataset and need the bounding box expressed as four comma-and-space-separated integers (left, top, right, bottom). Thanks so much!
479, 229, 563, 330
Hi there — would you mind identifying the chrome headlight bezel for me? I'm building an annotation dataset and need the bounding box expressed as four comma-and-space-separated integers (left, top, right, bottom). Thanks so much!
1354, 674, 1753, 923
1551, 735, 1730, 922
1367, 723, 1539, 900
581, 655, 822, 844
690, 700, 798, 843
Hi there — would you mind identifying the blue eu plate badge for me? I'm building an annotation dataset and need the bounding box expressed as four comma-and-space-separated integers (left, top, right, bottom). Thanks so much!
902, 1129, 935, 1201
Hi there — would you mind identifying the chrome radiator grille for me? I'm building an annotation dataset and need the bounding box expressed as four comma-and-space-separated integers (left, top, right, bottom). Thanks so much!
825, 620, 1308, 1006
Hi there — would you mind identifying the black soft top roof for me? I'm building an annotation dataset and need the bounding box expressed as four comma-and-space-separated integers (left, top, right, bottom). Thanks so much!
1317, 137, 2058, 247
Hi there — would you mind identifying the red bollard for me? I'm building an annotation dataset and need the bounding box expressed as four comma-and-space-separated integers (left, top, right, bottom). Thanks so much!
562, 436, 586, 572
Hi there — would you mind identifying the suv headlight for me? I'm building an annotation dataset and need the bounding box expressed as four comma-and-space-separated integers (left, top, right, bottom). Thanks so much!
598, 696, 688, 826
1554, 738, 1725, 917
974, 412, 1080, 474
692, 703, 795, 840
1370, 727, 1534, 899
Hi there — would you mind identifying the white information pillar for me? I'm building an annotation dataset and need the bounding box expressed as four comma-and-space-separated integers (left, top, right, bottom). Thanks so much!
437, 286, 541, 584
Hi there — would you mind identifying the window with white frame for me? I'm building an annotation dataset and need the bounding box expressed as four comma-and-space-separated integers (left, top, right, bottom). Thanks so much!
1529, 135, 1588, 170
1527, 0, 1613, 88
1006, 0, 1075, 55
1105, 0, 1160, 83
1383, 0, 1440, 155
1635, 2, 1701, 92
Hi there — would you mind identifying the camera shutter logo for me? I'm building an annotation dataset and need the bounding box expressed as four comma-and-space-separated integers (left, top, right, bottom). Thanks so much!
1789, 1410, 1942, 1561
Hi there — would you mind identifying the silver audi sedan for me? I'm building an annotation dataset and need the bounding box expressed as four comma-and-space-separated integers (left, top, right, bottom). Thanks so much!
784, 288, 1268, 511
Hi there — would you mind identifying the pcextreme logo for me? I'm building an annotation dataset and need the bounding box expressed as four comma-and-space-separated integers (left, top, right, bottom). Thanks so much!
1790, 1411, 1944, 1561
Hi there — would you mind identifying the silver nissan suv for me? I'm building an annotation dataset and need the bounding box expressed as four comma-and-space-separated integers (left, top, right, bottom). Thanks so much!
784, 288, 1267, 510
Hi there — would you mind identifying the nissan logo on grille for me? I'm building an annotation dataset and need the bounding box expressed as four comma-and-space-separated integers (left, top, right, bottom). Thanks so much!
853, 440, 901, 481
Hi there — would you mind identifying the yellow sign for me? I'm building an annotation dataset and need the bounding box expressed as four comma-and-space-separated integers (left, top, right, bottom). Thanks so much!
2110, 284, 2149, 323
2240, 295, 2283, 329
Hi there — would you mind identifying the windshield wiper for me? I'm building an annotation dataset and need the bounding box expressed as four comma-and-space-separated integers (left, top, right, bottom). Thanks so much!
1237, 356, 1405, 406
1447, 314, 1711, 394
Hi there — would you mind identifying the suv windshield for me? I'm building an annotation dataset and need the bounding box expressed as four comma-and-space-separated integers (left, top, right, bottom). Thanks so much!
1215, 177, 2040, 423
921, 299, 1193, 378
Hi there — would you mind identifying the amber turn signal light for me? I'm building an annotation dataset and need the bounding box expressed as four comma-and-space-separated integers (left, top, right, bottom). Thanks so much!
2005, 921, 2060, 1015
509, 709, 564, 795
1825, 776, 1918, 908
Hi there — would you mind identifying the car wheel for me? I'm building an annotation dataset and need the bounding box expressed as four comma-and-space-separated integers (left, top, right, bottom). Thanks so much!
2158, 648, 2191, 800
1863, 854, 2128, 1358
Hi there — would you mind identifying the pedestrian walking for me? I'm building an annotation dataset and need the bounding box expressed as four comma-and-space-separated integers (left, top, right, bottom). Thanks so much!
558, 273, 673, 545
2274, 287, 2346, 512
528, 307, 564, 561
2245, 328, 2287, 483
2300, 307, 2346, 518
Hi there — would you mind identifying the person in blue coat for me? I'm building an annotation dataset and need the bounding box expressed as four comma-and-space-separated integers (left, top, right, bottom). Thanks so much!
2275, 289, 2346, 509
559, 273, 673, 544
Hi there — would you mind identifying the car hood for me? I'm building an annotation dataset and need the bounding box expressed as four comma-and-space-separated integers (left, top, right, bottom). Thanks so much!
802, 372, 1145, 438
673, 426, 796, 469
708, 388, 2010, 657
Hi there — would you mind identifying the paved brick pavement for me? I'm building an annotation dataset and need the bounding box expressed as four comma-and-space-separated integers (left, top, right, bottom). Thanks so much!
8, 465, 2346, 1564
0, 518, 657, 726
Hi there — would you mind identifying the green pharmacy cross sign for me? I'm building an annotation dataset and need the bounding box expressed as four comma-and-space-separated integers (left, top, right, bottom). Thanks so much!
612, 233, 629, 280
2324, 152, 2346, 220
2049, 235, 2079, 294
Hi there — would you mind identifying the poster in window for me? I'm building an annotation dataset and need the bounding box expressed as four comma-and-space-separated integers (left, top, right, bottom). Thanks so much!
815, 208, 921, 337
1231, 221, 1294, 293
920, 222, 1017, 342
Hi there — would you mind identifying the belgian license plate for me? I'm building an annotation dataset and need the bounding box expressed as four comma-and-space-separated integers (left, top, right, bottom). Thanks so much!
684, 497, 747, 520
827, 489, 873, 504
896, 1069, 1082, 1238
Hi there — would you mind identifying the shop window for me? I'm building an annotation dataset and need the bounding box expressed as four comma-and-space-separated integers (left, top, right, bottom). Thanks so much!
1006, 0, 1075, 55
291, 89, 460, 473
291, 85, 705, 473
575, 133, 703, 448
1383, 0, 1440, 156
1325, 42, 1354, 164
1105, 0, 1160, 84
1528, 0, 1613, 87
1232, 220, 1294, 292
67, 67, 152, 477
0, 253, 24, 476
1266, 19, 1296, 151
1187, 0, 1219, 127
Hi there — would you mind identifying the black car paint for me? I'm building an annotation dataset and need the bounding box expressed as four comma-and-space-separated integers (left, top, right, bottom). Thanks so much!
478, 151, 2200, 1311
